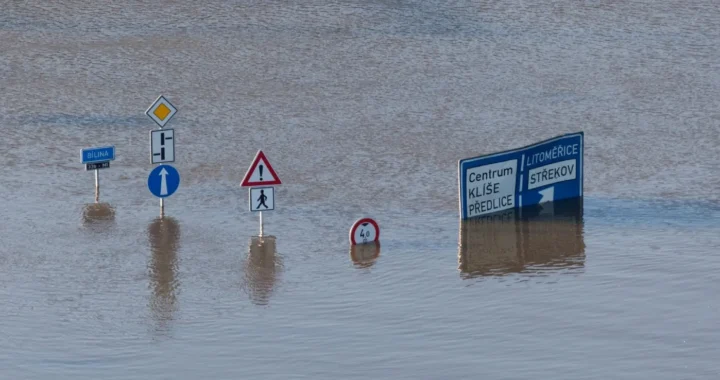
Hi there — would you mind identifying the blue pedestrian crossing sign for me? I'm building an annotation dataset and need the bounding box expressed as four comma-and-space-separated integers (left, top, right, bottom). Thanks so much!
458, 132, 584, 220
148, 164, 180, 198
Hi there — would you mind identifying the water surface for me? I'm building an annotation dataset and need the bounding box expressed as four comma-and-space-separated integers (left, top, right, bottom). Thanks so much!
1, 1, 719, 379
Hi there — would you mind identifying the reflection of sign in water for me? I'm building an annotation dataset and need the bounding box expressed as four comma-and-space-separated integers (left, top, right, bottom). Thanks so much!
243, 236, 282, 306
349, 218, 380, 245
458, 198, 585, 277
458, 132, 584, 219
350, 241, 381, 268
81, 202, 116, 231
147, 216, 181, 333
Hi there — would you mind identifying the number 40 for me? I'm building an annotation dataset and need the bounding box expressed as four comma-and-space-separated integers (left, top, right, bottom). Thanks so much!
360, 229, 372, 241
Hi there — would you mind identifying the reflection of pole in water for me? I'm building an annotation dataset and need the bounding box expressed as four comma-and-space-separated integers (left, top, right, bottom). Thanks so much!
147, 216, 181, 333
81, 202, 116, 231
243, 235, 281, 306
458, 198, 585, 277
458, 209, 522, 275
349, 242, 381, 268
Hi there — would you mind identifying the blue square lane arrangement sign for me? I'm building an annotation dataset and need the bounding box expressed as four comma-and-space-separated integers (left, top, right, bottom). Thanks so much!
458, 132, 584, 220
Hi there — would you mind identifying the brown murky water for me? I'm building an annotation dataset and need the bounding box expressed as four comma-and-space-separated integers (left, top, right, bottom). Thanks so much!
1, 1, 719, 379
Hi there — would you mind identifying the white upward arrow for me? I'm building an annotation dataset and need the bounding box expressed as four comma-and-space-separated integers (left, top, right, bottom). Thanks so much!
538, 186, 554, 204
159, 168, 169, 196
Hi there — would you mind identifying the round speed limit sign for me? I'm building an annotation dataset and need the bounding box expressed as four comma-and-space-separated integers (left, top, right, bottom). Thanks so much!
349, 218, 380, 245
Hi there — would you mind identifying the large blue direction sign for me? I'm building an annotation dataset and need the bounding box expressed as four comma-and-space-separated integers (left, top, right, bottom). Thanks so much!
148, 164, 180, 198
458, 132, 584, 220
81, 146, 115, 164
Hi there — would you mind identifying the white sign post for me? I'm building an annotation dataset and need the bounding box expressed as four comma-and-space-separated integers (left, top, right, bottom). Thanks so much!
241, 150, 282, 237
249, 187, 275, 236
146, 95, 178, 218
81, 146, 115, 203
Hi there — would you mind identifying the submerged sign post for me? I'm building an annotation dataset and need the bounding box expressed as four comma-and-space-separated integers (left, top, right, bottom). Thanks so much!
81, 145, 115, 202
146, 95, 179, 218
458, 132, 584, 220
241, 150, 282, 237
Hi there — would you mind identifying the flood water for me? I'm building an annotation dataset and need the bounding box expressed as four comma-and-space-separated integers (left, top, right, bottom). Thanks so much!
1, 1, 719, 379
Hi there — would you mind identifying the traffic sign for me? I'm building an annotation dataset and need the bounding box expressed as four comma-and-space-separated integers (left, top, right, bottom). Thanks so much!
458, 131, 584, 220
146, 95, 177, 128
81, 146, 115, 164
86, 162, 110, 170
150, 128, 175, 164
147, 164, 180, 198
349, 218, 380, 245
249, 187, 275, 212
241, 150, 282, 187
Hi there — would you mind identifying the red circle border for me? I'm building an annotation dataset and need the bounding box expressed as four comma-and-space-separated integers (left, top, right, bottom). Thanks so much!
349, 218, 380, 245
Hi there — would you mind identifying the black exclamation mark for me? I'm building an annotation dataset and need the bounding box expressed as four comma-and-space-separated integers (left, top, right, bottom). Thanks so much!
259, 164, 264, 181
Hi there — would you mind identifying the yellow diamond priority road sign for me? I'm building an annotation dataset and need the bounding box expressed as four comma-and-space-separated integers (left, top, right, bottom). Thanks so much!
146, 95, 177, 128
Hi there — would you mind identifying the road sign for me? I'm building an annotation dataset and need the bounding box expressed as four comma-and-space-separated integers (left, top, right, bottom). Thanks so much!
241, 150, 282, 187
146, 95, 177, 128
150, 128, 175, 164
148, 164, 180, 198
81, 146, 115, 164
249, 187, 275, 212
458, 131, 584, 220
349, 218, 380, 245
86, 162, 110, 170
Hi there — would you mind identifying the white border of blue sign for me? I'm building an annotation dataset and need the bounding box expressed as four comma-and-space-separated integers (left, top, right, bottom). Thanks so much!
458, 132, 584, 220
81, 145, 115, 164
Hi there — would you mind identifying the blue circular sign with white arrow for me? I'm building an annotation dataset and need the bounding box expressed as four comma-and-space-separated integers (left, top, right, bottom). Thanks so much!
148, 164, 180, 198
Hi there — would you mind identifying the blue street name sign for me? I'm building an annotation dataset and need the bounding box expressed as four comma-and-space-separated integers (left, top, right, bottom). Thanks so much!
81, 146, 115, 164
148, 164, 180, 198
458, 132, 584, 220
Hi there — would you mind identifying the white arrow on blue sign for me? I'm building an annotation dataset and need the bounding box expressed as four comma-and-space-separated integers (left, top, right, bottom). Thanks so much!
458, 132, 584, 220
148, 164, 180, 198
81, 146, 115, 164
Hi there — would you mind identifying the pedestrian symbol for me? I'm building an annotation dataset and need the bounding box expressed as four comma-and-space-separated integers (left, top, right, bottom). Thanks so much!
249, 187, 274, 212
256, 189, 269, 209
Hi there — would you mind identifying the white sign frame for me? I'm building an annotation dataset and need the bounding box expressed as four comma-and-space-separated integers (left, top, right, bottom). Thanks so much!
249, 187, 275, 212
150, 128, 176, 164
146, 95, 178, 128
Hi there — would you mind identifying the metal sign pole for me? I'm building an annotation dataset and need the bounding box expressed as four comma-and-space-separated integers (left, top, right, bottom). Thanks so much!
94, 169, 100, 203
259, 211, 264, 237
147, 95, 179, 220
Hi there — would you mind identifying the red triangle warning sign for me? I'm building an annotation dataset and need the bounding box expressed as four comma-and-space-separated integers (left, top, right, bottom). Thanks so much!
241, 150, 282, 187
